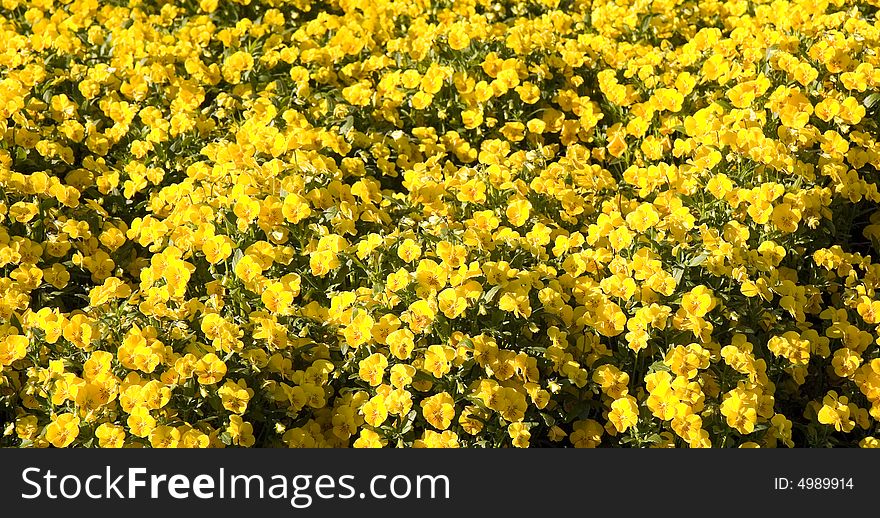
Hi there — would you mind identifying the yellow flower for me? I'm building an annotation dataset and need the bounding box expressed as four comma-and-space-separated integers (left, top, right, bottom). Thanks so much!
515, 82, 540, 104
505, 197, 532, 227
45, 413, 80, 448
343, 81, 373, 107
353, 429, 385, 448
421, 392, 456, 430
222, 51, 254, 84
203, 235, 233, 264
570, 419, 603, 448
218, 379, 254, 414
413, 430, 459, 448
358, 353, 388, 386
361, 395, 388, 427
149, 425, 181, 448
387, 328, 415, 360
461, 109, 483, 129
414, 259, 448, 294
344, 311, 375, 348
817, 391, 855, 433
0, 335, 28, 367
397, 238, 421, 263
227, 415, 255, 447
126, 407, 156, 438
720, 388, 758, 435
681, 285, 716, 318
62, 314, 95, 350
95, 423, 126, 448
608, 396, 639, 433
437, 288, 468, 319
447, 24, 470, 51
405, 299, 435, 334
508, 422, 531, 448
194, 353, 227, 385
423, 345, 455, 378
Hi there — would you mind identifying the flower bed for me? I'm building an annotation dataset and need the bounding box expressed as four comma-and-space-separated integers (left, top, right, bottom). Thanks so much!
1, 0, 879, 447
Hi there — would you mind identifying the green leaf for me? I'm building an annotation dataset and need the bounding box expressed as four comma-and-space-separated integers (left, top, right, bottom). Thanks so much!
339, 115, 354, 136
399, 410, 417, 435
672, 267, 684, 285
643, 433, 663, 444
483, 285, 502, 302
647, 360, 670, 374
231, 248, 244, 270
688, 253, 708, 267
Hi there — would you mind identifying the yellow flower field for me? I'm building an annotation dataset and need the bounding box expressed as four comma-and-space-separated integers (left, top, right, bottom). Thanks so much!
1, 0, 879, 448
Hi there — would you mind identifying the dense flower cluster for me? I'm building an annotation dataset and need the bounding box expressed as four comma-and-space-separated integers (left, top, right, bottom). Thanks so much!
1, 0, 880, 448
